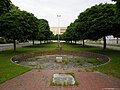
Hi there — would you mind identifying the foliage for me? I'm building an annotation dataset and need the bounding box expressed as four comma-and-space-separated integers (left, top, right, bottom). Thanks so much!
0, 0, 11, 15
25, 13, 39, 45
77, 4, 116, 40
0, 1, 51, 50
112, 0, 120, 16
54, 34, 64, 40
112, 0, 120, 38
38, 19, 54, 43
62, 59, 69, 65
10, 4, 20, 11
87, 58, 99, 65
0, 11, 23, 39
0, 10, 39, 52
63, 23, 79, 43
63, 3, 118, 49
0, 37, 6, 44
76, 58, 84, 65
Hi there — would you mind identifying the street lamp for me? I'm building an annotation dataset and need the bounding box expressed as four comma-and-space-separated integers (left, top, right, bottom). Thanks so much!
57, 15, 61, 49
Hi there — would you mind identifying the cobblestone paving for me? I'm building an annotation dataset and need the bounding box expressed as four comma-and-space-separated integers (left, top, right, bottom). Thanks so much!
0, 70, 120, 90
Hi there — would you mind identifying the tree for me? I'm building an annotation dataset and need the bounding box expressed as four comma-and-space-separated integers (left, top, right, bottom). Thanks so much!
49, 31, 54, 41
25, 13, 39, 45
38, 19, 52, 43
74, 12, 91, 46
0, 0, 11, 15
76, 4, 116, 49
10, 4, 20, 11
0, 10, 39, 52
0, 11, 24, 52
63, 23, 74, 43
112, 0, 120, 44
112, 0, 120, 16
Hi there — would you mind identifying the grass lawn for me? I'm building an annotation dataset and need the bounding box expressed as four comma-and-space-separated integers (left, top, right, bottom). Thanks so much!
62, 43, 120, 78
0, 42, 119, 84
0, 42, 56, 84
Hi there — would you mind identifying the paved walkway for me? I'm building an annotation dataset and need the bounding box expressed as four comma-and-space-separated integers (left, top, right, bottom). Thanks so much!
0, 69, 120, 90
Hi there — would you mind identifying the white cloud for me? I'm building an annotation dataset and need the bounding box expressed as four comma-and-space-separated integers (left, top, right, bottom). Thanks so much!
11, 0, 115, 27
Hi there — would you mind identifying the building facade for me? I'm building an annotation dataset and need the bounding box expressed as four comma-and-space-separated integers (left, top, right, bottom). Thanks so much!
106, 35, 120, 44
50, 27, 67, 35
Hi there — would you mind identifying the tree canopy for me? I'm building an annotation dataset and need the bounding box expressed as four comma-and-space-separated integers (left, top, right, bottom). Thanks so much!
63, 3, 119, 49
38, 19, 53, 43
112, 0, 120, 37
0, 0, 52, 52
0, 10, 39, 52
0, 0, 11, 15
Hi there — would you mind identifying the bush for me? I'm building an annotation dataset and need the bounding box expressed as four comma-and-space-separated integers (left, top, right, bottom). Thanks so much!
76, 58, 84, 65
0, 37, 6, 44
6, 38, 13, 43
87, 58, 104, 65
62, 59, 69, 65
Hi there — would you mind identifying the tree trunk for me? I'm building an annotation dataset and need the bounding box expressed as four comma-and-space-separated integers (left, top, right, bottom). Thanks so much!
83, 39, 85, 47
13, 39, 16, 53
117, 37, 119, 44
40, 40, 41, 44
32, 39, 34, 46
75, 40, 76, 45
103, 36, 106, 50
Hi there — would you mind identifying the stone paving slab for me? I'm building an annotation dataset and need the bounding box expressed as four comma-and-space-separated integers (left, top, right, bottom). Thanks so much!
0, 70, 120, 90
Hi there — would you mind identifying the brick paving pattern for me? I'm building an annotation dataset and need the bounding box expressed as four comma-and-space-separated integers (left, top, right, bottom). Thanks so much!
0, 69, 120, 90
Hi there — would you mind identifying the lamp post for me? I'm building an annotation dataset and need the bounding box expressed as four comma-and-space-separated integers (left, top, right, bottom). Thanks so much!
57, 15, 61, 49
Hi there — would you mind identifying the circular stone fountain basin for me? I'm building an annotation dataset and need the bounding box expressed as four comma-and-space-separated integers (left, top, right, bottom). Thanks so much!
12, 50, 110, 70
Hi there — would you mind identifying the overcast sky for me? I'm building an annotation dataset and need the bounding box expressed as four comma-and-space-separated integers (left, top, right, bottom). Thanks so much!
11, 0, 114, 27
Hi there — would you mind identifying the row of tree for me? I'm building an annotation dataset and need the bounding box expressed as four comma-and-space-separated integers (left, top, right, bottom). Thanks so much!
0, 0, 54, 52
63, 1, 120, 49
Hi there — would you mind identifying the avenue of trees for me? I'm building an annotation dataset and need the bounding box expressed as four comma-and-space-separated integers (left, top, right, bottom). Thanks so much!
0, 0, 54, 52
0, 0, 120, 52
63, 2, 120, 49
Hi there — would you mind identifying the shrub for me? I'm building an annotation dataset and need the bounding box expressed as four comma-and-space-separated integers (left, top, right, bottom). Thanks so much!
87, 58, 104, 65
62, 59, 69, 65
76, 58, 84, 65
0, 37, 6, 44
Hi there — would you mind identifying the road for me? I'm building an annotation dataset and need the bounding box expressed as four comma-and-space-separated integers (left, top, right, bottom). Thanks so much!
0, 42, 32, 51
1, 42, 120, 51
86, 43, 120, 50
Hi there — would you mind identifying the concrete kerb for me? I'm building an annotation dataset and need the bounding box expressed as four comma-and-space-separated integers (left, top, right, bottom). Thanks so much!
10, 55, 32, 69
10, 50, 110, 70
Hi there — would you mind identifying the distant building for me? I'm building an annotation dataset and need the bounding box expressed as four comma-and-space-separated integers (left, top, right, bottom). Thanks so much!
106, 35, 120, 44
50, 27, 67, 35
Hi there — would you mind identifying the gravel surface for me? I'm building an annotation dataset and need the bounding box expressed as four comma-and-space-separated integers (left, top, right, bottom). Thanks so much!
18, 55, 98, 70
